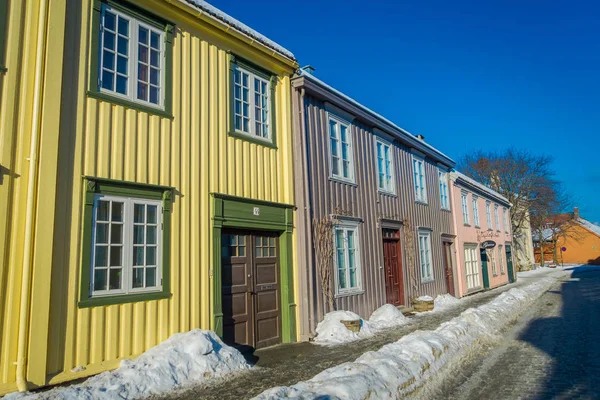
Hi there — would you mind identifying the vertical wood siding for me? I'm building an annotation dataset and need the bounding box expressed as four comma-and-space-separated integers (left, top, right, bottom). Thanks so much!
294, 89, 454, 337
0, 0, 296, 390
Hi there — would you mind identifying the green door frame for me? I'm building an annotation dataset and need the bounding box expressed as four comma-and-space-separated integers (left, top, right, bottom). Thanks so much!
505, 244, 515, 283
211, 193, 297, 344
480, 248, 490, 288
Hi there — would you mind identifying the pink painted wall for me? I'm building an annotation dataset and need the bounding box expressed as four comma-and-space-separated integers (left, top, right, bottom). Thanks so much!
449, 176, 513, 297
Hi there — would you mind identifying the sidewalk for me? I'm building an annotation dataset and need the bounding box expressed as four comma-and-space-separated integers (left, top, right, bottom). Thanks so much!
151, 269, 559, 400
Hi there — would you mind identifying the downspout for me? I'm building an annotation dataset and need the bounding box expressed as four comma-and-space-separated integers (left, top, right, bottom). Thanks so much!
16, 0, 49, 391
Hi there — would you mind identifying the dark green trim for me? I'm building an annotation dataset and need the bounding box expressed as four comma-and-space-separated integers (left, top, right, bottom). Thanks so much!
211, 194, 296, 343
88, 0, 174, 119
78, 177, 174, 308
228, 53, 278, 149
480, 248, 490, 288
0, 0, 9, 71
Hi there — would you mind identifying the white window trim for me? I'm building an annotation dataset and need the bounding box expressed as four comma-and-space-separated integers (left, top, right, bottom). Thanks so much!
90, 194, 163, 297
333, 220, 362, 296
503, 208, 509, 233
498, 245, 505, 275
438, 169, 450, 210
98, 4, 166, 110
486, 201, 492, 230
494, 204, 500, 232
464, 244, 481, 290
375, 137, 395, 195
233, 64, 272, 142
412, 155, 428, 203
472, 195, 480, 227
327, 113, 355, 184
489, 248, 498, 276
461, 192, 470, 225
418, 230, 434, 283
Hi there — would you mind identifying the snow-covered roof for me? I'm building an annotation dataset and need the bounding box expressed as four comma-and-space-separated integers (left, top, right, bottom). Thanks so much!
452, 171, 510, 206
532, 228, 554, 242
578, 218, 600, 237
178, 0, 295, 61
296, 69, 455, 166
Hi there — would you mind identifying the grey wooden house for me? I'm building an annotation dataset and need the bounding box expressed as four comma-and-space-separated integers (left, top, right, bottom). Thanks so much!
291, 69, 458, 340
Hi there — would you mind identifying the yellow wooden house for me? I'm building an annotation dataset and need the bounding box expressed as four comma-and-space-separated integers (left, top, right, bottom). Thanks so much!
0, 0, 298, 394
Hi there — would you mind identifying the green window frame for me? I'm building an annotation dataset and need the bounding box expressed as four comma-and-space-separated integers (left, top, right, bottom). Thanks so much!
88, 0, 174, 118
228, 54, 278, 149
0, 0, 9, 73
79, 177, 173, 308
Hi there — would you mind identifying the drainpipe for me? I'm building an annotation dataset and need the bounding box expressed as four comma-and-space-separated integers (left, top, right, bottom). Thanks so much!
16, 0, 49, 391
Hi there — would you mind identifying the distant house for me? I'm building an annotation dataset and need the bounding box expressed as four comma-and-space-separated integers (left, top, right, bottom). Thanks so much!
534, 208, 600, 265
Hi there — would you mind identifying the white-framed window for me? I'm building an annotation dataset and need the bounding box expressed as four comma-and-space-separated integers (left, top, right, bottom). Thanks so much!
503, 208, 509, 233
486, 201, 492, 230
413, 156, 427, 203
98, 4, 165, 109
418, 230, 434, 282
328, 115, 354, 182
498, 245, 505, 274
233, 65, 271, 141
91, 195, 163, 296
376, 138, 395, 194
494, 204, 500, 231
489, 248, 497, 276
461, 192, 470, 225
464, 245, 480, 290
438, 169, 450, 210
472, 196, 480, 227
334, 221, 361, 294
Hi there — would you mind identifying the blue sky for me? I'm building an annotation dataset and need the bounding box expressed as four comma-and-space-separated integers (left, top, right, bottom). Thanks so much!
210, 0, 600, 222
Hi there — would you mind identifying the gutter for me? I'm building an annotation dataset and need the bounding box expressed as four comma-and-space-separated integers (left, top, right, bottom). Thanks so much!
16, 0, 49, 391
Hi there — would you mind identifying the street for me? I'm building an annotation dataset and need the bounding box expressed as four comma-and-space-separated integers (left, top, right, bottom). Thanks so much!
411, 266, 600, 400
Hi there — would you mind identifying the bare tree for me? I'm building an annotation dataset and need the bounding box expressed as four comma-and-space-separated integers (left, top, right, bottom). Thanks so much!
459, 148, 568, 270
312, 216, 336, 312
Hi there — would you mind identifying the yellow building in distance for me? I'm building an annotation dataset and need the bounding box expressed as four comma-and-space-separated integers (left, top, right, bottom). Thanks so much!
0, 0, 298, 394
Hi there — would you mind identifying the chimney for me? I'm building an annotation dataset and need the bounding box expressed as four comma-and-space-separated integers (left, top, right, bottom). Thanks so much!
300, 65, 315, 75
574, 207, 579, 218
416, 134, 425, 141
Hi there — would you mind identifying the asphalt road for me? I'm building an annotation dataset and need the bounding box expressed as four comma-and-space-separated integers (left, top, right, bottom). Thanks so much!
412, 266, 600, 400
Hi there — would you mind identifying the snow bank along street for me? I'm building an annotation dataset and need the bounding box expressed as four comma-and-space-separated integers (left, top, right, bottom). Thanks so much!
255, 269, 567, 400
4, 331, 250, 400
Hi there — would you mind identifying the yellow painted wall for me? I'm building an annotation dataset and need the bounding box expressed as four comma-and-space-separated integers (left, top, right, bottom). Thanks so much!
0, 0, 297, 393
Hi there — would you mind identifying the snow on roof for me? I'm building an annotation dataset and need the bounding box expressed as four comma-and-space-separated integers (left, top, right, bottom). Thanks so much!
297, 69, 455, 166
452, 171, 510, 205
178, 0, 295, 61
578, 218, 600, 237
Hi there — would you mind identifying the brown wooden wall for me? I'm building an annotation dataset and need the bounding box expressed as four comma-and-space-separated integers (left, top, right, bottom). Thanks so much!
292, 84, 455, 339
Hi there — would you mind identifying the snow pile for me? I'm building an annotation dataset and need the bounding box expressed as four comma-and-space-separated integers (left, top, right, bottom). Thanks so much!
314, 305, 410, 346
517, 266, 557, 277
8, 330, 250, 400
433, 294, 461, 311
255, 276, 560, 400
369, 304, 410, 330
416, 295, 434, 301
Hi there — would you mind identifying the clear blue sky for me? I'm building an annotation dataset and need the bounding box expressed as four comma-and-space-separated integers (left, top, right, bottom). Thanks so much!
210, 0, 600, 223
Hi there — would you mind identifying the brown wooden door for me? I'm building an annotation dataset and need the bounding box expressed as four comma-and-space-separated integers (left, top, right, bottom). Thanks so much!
383, 229, 404, 306
221, 231, 282, 350
443, 242, 456, 296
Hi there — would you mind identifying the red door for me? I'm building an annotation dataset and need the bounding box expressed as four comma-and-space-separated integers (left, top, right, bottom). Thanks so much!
443, 242, 456, 296
383, 229, 404, 306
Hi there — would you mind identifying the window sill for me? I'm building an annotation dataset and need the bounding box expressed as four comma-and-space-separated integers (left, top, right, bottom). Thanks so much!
329, 177, 358, 187
78, 291, 171, 308
378, 189, 397, 198
415, 200, 428, 206
228, 130, 277, 149
335, 289, 364, 298
87, 90, 174, 120
464, 223, 471, 227
441, 208, 451, 212
474, 225, 481, 228
420, 278, 435, 284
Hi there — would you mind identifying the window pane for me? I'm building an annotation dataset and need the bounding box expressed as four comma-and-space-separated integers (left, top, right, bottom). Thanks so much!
104, 11, 116, 31
110, 224, 123, 244
101, 70, 114, 90
146, 267, 157, 287
338, 268, 347, 289
117, 36, 128, 56
349, 268, 357, 288
104, 31, 115, 51
96, 223, 108, 244
147, 226, 156, 245
134, 247, 144, 266
150, 32, 160, 49
117, 56, 128, 74
139, 44, 148, 64
347, 231, 355, 249
330, 138, 338, 157
340, 125, 347, 142
95, 246, 107, 267
146, 247, 156, 265
149, 87, 159, 104
116, 75, 127, 95
117, 17, 128, 36
269, 247, 275, 257
111, 202, 123, 222
97, 200, 110, 221
109, 268, 121, 290
335, 230, 344, 249
134, 226, 144, 244
139, 27, 148, 44
133, 268, 144, 288
150, 68, 159, 86
110, 246, 122, 266
238, 245, 245, 257
138, 63, 148, 82
134, 204, 145, 223
103, 51, 115, 70
150, 50, 159, 68
94, 269, 107, 291
329, 120, 337, 138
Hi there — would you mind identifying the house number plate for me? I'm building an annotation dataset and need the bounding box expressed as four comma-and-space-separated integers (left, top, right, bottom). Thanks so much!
253, 207, 260, 216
